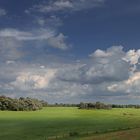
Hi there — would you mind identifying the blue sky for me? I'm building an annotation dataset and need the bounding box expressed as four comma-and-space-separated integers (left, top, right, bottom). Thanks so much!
0, 0, 140, 104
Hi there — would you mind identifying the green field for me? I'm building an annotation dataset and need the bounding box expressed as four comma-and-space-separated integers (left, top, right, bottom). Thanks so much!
0, 107, 140, 140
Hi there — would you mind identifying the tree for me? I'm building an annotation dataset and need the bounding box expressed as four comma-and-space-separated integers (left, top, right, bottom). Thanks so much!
0, 96, 43, 111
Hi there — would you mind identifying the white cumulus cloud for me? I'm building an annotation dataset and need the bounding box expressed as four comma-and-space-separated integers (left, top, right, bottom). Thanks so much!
10, 69, 57, 90
123, 49, 140, 65
108, 72, 140, 94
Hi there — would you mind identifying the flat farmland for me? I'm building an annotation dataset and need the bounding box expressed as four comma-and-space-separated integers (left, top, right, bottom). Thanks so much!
0, 107, 140, 140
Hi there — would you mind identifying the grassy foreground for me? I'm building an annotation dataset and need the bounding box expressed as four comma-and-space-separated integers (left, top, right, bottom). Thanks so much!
0, 107, 140, 140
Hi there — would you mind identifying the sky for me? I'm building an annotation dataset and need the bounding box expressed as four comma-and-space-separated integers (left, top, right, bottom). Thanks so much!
0, 0, 140, 104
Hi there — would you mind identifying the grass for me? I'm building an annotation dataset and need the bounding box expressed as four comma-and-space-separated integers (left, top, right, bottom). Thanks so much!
0, 107, 140, 140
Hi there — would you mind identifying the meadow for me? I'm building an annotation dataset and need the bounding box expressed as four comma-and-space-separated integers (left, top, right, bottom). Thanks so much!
0, 107, 140, 140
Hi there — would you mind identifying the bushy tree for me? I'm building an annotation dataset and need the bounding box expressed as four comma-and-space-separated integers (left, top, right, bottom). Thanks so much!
0, 96, 43, 111
79, 102, 112, 109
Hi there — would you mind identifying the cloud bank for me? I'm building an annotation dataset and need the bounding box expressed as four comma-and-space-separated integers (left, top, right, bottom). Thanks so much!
0, 46, 140, 103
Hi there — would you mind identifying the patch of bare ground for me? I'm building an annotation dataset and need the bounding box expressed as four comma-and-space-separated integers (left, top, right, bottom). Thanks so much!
83, 128, 140, 140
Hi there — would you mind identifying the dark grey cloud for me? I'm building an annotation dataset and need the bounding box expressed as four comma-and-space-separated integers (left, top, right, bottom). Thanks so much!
57, 46, 129, 84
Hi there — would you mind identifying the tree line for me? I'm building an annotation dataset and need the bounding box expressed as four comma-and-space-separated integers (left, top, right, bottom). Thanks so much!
1, 96, 140, 111
48, 103, 79, 107
78, 102, 140, 109
111, 104, 140, 109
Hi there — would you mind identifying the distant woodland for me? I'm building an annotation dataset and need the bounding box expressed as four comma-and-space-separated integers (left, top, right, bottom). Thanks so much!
79, 102, 140, 109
